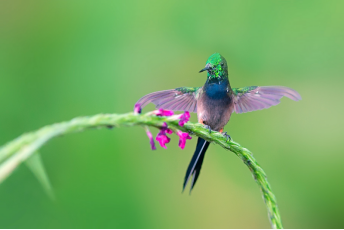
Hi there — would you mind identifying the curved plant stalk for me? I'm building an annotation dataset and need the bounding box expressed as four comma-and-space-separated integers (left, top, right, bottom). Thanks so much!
0, 112, 282, 229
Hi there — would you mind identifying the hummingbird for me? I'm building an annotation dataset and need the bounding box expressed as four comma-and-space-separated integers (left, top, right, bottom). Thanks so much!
135, 53, 301, 193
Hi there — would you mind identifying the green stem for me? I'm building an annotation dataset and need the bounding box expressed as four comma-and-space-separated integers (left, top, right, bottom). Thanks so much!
0, 112, 282, 228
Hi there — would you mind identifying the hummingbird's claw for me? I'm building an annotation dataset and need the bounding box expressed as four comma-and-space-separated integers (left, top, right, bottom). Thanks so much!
222, 132, 231, 142
204, 125, 212, 134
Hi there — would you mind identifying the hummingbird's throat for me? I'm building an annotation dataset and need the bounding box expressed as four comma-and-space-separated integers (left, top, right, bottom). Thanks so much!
206, 75, 229, 86
206, 65, 227, 80
207, 71, 227, 80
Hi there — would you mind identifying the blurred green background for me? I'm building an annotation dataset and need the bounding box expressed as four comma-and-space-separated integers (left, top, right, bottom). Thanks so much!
0, 0, 343, 228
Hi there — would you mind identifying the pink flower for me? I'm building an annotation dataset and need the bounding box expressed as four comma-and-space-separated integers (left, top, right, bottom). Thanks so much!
177, 130, 192, 149
146, 129, 156, 150
159, 122, 173, 135
153, 108, 174, 117
177, 111, 190, 126
134, 103, 142, 114
155, 122, 173, 149
156, 133, 171, 149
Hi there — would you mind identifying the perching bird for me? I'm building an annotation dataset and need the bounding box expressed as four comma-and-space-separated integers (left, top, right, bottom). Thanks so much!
135, 53, 301, 193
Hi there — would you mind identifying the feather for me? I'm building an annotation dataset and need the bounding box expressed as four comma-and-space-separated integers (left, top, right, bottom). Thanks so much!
135, 87, 202, 113
183, 137, 209, 193
234, 86, 301, 114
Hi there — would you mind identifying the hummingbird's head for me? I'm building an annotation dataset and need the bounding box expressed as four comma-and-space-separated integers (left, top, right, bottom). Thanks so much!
199, 53, 228, 79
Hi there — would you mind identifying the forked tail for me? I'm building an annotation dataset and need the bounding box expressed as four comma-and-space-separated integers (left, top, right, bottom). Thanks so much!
183, 137, 210, 193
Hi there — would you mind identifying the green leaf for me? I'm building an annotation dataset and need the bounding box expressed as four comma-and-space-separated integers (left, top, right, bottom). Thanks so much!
25, 152, 54, 200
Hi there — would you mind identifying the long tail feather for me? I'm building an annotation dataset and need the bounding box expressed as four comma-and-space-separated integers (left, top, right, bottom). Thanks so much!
183, 137, 210, 193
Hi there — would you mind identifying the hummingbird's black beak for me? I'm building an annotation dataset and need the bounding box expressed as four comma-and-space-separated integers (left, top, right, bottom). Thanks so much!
199, 66, 210, 73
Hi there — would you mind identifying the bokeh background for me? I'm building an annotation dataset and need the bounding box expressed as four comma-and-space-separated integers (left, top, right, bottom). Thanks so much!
0, 0, 343, 228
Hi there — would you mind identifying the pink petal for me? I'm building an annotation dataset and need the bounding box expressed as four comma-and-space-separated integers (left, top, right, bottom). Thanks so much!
154, 109, 174, 117
146, 130, 156, 150
156, 133, 171, 149
178, 111, 190, 126
134, 103, 142, 114
160, 122, 173, 135
177, 130, 192, 149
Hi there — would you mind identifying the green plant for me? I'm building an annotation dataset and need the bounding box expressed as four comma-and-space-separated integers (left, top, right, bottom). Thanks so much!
0, 111, 283, 229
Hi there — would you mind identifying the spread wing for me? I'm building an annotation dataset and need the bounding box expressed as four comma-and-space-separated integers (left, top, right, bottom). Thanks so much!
232, 86, 301, 114
135, 87, 202, 113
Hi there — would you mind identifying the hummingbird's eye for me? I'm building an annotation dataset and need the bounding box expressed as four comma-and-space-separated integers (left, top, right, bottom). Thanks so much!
221, 62, 224, 67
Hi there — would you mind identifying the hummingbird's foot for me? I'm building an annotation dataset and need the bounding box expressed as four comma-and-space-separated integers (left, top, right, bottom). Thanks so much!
222, 132, 231, 142
204, 125, 212, 134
